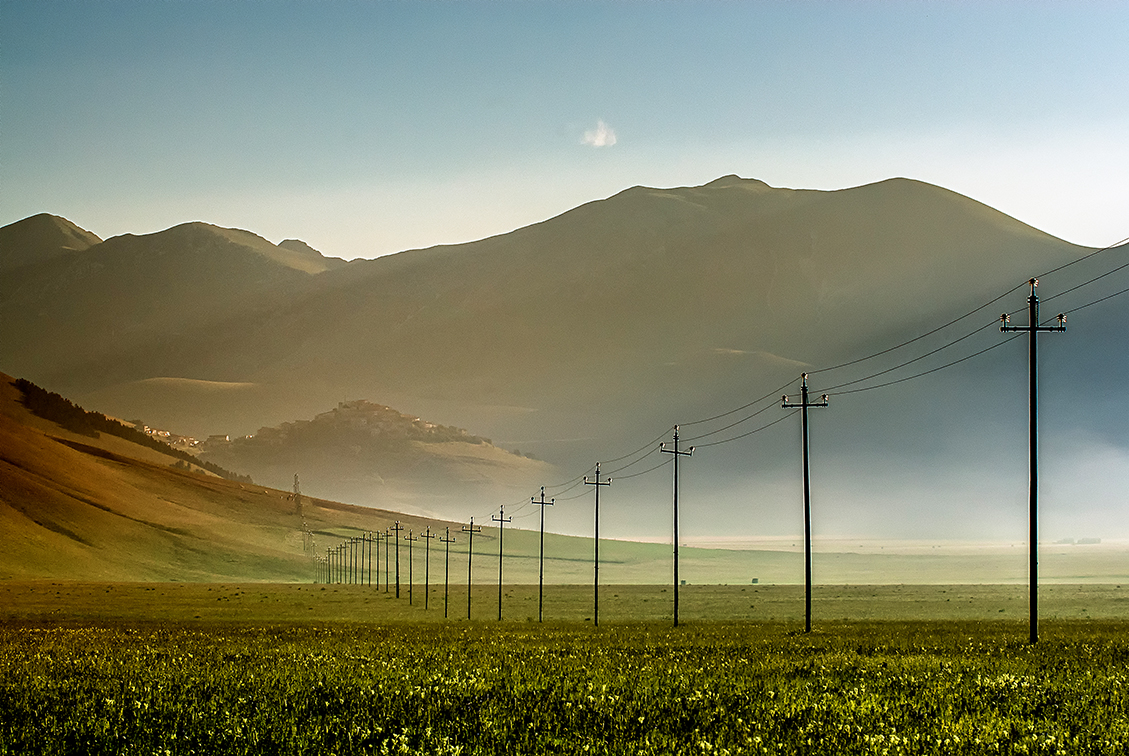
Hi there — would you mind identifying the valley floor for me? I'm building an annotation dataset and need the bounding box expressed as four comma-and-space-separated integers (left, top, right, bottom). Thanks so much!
2, 581, 1127, 624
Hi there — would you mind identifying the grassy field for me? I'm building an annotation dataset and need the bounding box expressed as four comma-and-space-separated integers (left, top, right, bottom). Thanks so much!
3, 616, 1129, 755
2, 582, 1129, 625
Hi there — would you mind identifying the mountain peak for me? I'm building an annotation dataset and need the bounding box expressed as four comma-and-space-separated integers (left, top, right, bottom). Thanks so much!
702, 174, 771, 189
112, 222, 339, 275
0, 213, 102, 273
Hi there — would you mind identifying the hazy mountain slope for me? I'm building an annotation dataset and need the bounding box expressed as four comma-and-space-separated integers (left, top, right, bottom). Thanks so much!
0, 213, 102, 273
67, 177, 1081, 432
0, 221, 341, 382
198, 399, 554, 517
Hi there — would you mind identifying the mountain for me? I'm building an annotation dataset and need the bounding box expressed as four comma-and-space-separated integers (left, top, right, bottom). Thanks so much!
0, 213, 102, 272
2, 177, 1126, 540
0, 220, 345, 381
198, 399, 554, 517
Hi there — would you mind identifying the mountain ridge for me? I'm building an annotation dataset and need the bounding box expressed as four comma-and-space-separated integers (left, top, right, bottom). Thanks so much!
3, 175, 1124, 539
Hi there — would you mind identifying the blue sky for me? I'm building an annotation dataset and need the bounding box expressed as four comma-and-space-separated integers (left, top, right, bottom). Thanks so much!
3, 1, 1127, 258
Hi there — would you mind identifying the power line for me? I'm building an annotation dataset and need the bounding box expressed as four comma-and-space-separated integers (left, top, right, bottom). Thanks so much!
1060, 283, 1129, 316
831, 333, 1024, 396
1036, 236, 1129, 282
680, 380, 794, 427
682, 401, 777, 444
692, 410, 797, 449
814, 319, 1000, 394
611, 457, 671, 481
604, 445, 662, 476
808, 283, 1025, 376
1041, 257, 1129, 306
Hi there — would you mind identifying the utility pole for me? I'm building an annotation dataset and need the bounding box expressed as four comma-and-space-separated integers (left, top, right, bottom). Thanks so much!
383, 528, 391, 593
462, 517, 482, 620
421, 527, 436, 610
378, 531, 386, 590
661, 426, 694, 627
492, 505, 513, 621
440, 527, 456, 619
404, 530, 418, 605
532, 487, 555, 623
1001, 277, 1066, 645
585, 463, 612, 627
390, 521, 405, 598
782, 372, 828, 634
350, 537, 357, 585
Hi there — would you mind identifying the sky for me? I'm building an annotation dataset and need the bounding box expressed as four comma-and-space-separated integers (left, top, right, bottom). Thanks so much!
2, 1, 1127, 260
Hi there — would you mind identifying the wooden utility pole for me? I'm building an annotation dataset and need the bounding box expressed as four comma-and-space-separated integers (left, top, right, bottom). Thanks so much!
584, 463, 612, 627
462, 518, 482, 620
782, 373, 828, 634
532, 487, 555, 623
661, 426, 694, 627
1001, 278, 1066, 644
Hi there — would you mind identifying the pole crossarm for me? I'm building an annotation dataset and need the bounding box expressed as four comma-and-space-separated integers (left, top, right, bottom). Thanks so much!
1000, 278, 1067, 645
584, 463, 612, 627
462, 517, 483, 620
533, 486, 555, 623
781, 372, 829, 634
660, 426, 694, 628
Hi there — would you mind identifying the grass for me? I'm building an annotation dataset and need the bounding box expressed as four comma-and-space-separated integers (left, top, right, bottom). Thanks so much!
2, 582, 1127, 624
3, 619, 1129, 755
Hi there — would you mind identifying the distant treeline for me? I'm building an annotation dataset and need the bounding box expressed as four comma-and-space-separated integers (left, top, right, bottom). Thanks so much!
13, 377, 254, 484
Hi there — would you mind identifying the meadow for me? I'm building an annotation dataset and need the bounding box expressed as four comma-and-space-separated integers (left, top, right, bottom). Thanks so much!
3, 619, 1129, 755
2, 583, 1129, 755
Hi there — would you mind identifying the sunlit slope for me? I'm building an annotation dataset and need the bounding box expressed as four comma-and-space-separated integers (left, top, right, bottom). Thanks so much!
0, 212, 102, 272
0, 374, 439, 581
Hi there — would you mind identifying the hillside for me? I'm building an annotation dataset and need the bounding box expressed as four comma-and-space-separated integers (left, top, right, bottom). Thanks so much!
198, 399, 555, 517
0, 373, 448, 581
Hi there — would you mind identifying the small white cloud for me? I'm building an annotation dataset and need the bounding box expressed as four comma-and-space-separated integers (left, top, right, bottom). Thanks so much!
582, 120, 617, 148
